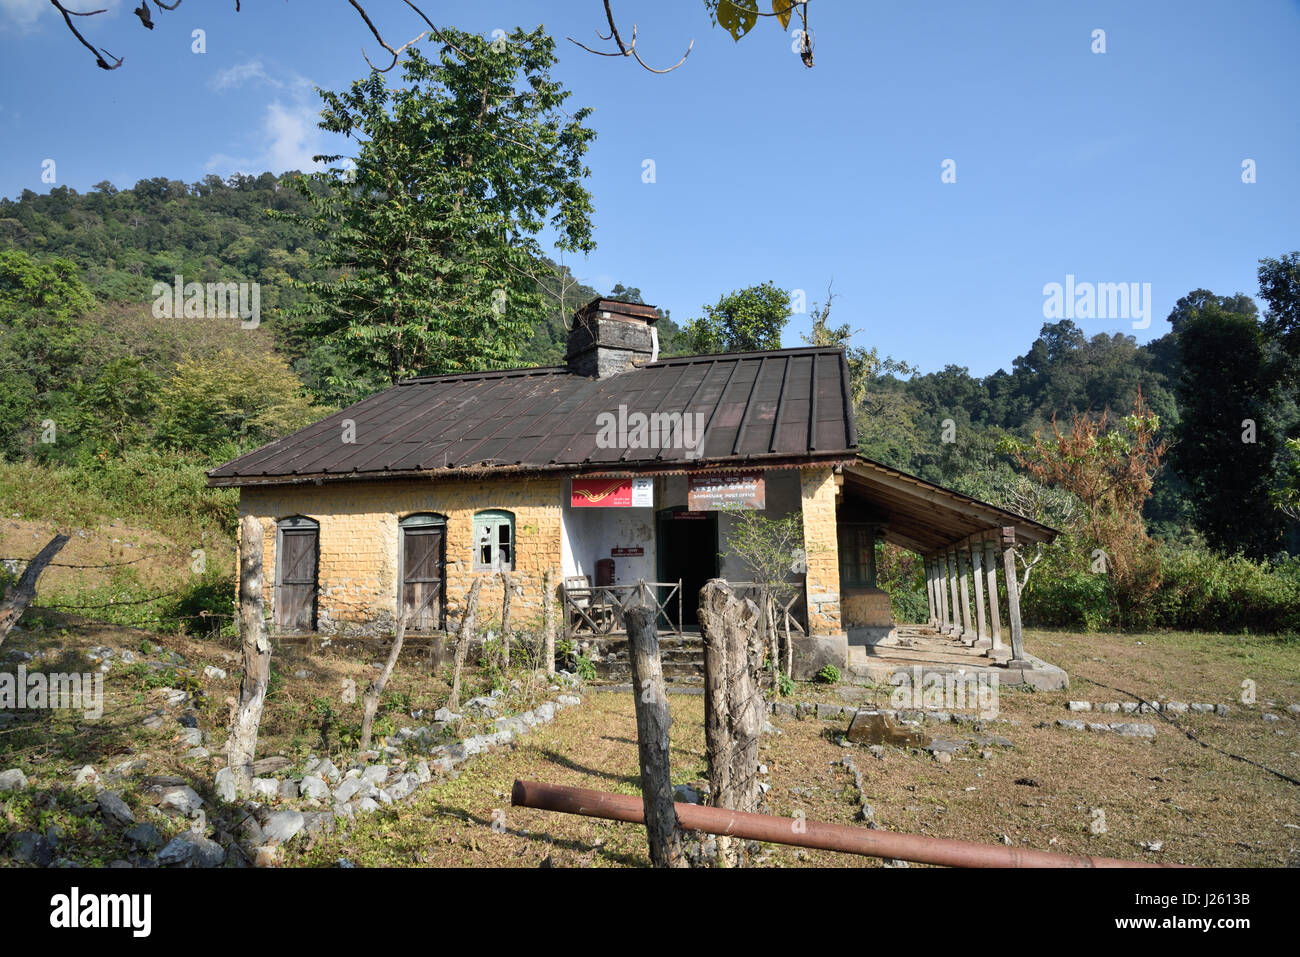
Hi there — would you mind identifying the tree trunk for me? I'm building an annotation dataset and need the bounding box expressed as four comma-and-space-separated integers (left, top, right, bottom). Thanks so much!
542, 568, 556, 675
625, 588, 686, 868
360, 611, 408, 751
699, 579, 765, 867
0, 534, 69, 646
226, 516, 272, 790
500, 572, 515, 670
447, 576, 483, 713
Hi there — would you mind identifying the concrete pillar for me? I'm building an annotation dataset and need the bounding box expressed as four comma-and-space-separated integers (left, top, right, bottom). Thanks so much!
983, 539, 1002, 651
947, 549, 962, 637
970, 544, 989, 646
1001, 530, 1026, 662
957, 548, 974, 639
937, 555, 951, 633
925, 557, 936, 626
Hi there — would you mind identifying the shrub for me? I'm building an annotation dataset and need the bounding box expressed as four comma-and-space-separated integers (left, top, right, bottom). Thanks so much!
814, 665, 840, 684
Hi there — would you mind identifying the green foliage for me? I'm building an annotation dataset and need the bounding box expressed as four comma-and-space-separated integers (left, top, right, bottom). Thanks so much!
152, 349, 328, 453
279, 27, 596, 398
776, 670, 796, 697
156, 571, 236, 638
574, 654, 597, 682
1169, 297, 1286, 558
814, 665, 840, 685
681, 281, 790, 355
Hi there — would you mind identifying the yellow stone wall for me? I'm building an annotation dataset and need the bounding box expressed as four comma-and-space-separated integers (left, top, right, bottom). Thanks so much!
799, 466, 843, 635
842, 586, 893, 628
237, 475, 563, 635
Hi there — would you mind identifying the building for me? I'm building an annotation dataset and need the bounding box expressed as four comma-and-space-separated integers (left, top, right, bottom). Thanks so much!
208, 298, 1057, 679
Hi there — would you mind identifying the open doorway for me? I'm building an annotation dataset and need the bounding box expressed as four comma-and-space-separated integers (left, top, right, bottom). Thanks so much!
656, 508, 719, 629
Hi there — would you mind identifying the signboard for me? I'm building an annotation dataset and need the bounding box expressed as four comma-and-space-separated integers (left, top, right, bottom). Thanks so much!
687, 472, 766, 510
571, 476, 654, 508
611, 547, 644, 557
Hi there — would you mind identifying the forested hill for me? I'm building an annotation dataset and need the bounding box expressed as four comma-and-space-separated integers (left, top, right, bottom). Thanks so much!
2, 176, 1297, 559
0, 173, 627, 380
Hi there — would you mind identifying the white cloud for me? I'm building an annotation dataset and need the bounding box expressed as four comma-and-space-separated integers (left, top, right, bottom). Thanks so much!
206, 61, 323, 176
210, 60, 281, 92
2, 0, 121, 32
205, 99, 324, 177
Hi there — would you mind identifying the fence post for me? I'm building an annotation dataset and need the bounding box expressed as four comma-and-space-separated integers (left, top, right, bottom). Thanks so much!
699, 579, 765, 866
625, 586, 687, 868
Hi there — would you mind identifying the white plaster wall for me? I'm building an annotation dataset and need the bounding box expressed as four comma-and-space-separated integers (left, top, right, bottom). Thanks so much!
560, 477, 657, 584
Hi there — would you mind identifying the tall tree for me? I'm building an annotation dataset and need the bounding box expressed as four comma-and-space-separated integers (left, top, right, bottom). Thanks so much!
1169, 299, 1285, 557
282, 28, 596, 399
681, 281, 790, 354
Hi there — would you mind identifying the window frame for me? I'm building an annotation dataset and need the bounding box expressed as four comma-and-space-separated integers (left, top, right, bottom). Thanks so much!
472, 509, 515, 572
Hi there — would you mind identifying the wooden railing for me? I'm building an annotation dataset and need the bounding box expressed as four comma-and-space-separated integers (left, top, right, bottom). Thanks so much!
562, 580, 682, 638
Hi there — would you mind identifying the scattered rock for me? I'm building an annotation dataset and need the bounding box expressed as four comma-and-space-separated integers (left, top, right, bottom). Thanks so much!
73, 765, 98, 786
433, 707, 461, 723
1263, 713, 1280, 723
158, 785, 205, 817
1066, 701, 1091, 712
360, 765, 389, 787
299, 776, 331, 801
1015, 778, 1041, 787
315, 758, 341, 783
356, 797, 380, 814
124, 823, 162, 850
1056, 719, 1086, 731
673, 784, 705, 805
250, 778, 280, 800
1110, 722, 1157, 739
157, 831, 225, 868
202, 666, 227, 680
95, 790, 136, 825
1165, 701, 1189, 714
214, 767, 237, 802
1215, 704, 1230, 717
278, 779, 298, 800
263, 810, 306, 844
9, 831, 54, 866
1098, 702, 1120, 713
0, 768, 29, 792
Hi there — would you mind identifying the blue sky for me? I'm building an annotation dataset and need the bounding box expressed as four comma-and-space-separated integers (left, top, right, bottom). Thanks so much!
1, 0, 1297, 376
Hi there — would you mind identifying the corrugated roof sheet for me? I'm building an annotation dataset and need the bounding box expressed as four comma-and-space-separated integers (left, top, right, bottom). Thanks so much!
207, 347, 858, 486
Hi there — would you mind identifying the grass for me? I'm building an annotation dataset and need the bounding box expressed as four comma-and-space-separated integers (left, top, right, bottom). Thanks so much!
2, 617, 1297, 868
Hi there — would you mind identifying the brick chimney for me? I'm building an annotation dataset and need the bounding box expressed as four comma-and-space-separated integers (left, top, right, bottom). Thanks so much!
566, 298, 660, 378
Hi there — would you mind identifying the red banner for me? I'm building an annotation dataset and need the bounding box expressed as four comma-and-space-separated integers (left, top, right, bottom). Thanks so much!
572, 478, 633, 507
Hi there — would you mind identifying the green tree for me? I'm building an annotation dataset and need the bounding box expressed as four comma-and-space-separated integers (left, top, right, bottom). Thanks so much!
681, 281, 790, 354
153, 350, 327, 455
281, 28, 596, 400
0, 250, 97, 460
1169, 300, 1285, 558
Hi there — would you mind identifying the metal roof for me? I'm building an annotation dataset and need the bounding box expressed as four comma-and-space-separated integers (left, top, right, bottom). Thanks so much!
207, 347, 858, 487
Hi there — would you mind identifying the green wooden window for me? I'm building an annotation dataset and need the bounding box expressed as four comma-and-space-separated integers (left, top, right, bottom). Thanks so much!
473, 509, 514, 571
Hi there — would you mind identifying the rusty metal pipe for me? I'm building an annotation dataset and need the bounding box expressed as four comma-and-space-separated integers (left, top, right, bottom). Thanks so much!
511, 779, 1184, 868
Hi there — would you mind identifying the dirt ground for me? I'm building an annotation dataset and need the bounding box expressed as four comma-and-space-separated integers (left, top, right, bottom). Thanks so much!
1, 617, 1297, 868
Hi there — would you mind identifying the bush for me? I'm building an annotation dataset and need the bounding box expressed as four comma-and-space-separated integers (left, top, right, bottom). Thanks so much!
1023, 570, 1113, 631
1022, 543, 1300, 635
157, 572, 237, 638
814, 665, 840, 684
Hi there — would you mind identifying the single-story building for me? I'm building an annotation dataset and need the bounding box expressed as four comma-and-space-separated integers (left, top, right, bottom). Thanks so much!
208, 298, 1056, 677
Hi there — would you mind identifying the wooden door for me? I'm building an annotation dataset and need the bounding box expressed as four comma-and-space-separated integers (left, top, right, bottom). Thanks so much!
401, 525, 444, 630
276, 524, 318, 631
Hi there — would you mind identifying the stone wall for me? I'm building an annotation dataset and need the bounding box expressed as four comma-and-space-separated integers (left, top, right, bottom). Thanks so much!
238, 475, 563, 635
799, 466, 843, 637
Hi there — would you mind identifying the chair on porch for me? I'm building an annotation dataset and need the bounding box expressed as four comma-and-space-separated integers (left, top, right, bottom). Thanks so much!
563, 575, 615, 635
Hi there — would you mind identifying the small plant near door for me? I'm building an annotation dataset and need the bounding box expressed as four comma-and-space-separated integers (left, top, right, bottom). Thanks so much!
814, 665, 841, 685
721, 508, 805, 692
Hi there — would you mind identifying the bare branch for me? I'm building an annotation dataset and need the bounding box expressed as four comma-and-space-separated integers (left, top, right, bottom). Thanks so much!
568, 0, 693, 74
49, 1, 122, 70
